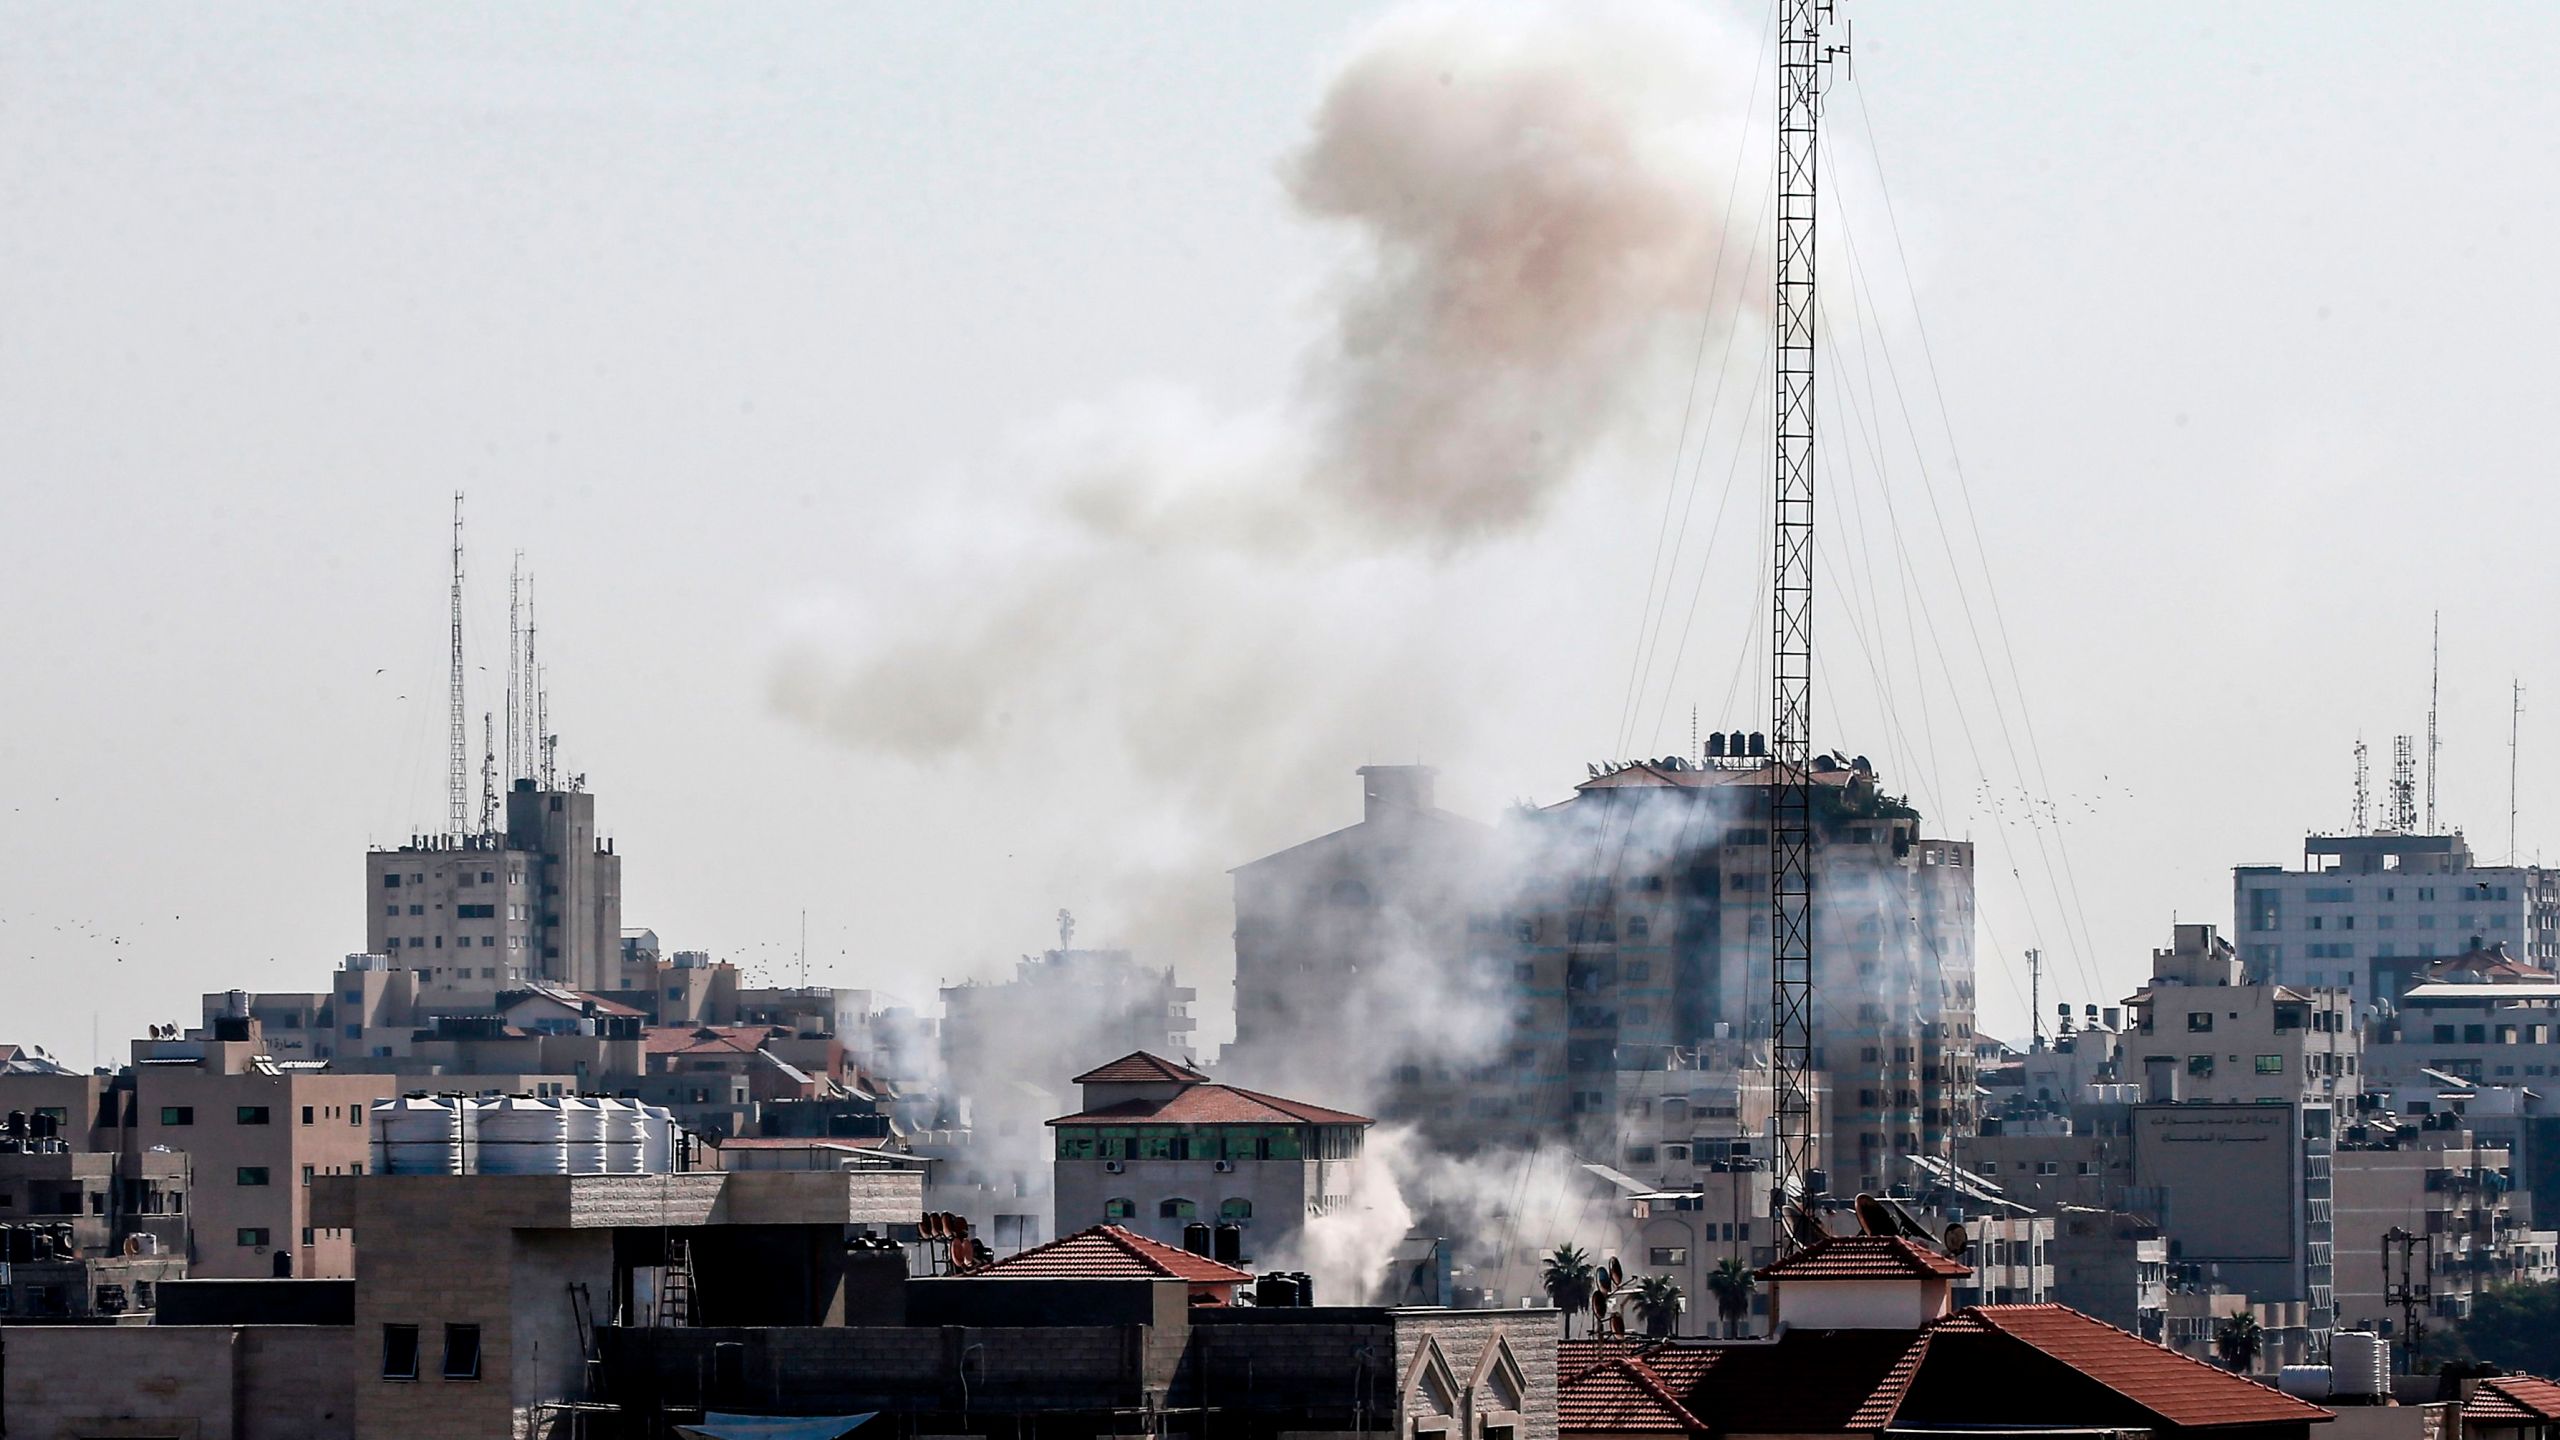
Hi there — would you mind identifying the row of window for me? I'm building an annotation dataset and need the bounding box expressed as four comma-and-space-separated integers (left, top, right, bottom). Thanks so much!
383, 868, 520, 888
159, 1104, 366, 1128
1101, 1198, 1253, 1221
382, 1322, 480, 1381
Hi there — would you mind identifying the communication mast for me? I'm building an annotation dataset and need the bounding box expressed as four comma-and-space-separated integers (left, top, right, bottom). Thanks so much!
506, 555, 523, 784
2426, 612, 2441, 833
447, 493, 469, 840
480, 712, 498, 835
2513, 680, 2526, 864
1768, 0, 1841, 1252
2390, 736, 2418, 836
2353, 736, 2370, 836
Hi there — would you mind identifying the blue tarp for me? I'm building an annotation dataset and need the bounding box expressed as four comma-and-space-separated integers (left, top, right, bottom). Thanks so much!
674, 1414, 876, 1440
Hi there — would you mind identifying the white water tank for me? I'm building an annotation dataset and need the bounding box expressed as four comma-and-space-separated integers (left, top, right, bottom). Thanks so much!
2279, 1366, 2333, 1401
373, 1097, 469, 1175
475, 1097, 568, 1175
640, 1105, 678, 1173
561, 1097, 608, 1174
598, 1099, 647, 1174
2332, 1331, 2386, 1400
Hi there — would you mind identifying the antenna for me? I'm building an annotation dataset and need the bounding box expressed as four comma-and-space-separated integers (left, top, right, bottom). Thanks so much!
799, 908, 809, 988
2513, 680, 2526, 864
2427, 611, 2440, 833
505, 555, 522, 784
480, 712, 497, 834
447, 493, 468, 840
2027, 949, 2043, 1053
2391, 736, 2418, 836
2353, 736, 2370, 836
1767, 0, 1836, 1255
522, 575, 540, 786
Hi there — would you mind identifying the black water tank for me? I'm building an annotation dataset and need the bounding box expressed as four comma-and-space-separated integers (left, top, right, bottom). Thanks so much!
1183, 1222, 1213, 1256
1256, 1273, 1299, 1307
1291, 1271, 1315, 1306
1213, 1223, 1243, 1265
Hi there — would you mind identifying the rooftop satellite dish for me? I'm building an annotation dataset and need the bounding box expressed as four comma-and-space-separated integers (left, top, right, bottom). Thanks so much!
1943, 1223, 1971, 1261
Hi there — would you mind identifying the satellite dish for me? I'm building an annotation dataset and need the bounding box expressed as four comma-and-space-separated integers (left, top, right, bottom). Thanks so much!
1943, 1223, 1971, 1261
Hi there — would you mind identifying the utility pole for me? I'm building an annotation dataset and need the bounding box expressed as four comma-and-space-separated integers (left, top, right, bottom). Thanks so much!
447, 493, 468, 840
2383, 1226, 2432, 1372
506, 554, 522, 784
1768, 0, 1843, 1253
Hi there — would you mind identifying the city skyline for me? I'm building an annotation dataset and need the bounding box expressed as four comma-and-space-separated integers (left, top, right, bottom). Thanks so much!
9, 1, 2560, 1061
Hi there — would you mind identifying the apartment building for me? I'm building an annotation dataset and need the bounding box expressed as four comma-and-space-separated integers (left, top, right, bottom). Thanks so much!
2369, 944, 2560, 1088
128, 1024, 397, 1279
1048, 1052, 1369, 1269
2120, 923, 2361, 1107
364, 779, 623, 1006
2332, 1125, 2558, 1332
2049, 1206, 2169, 1339
2236, 832, 2559, 1003
1229, 758, 1976, 1194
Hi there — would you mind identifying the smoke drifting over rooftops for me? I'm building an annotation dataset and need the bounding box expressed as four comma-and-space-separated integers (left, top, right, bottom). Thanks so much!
772, 0, 1759, 958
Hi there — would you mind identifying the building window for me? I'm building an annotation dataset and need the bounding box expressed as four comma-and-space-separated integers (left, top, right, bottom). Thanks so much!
2187, 1012, 2213, 1033
159, 1107, 193, 1126
303, 1165, 316, 1187
301, 1106, 315, 1125
236, 1106, 271, 1125
1220, 1198, 1253, 1220
383, 874, 402, 889
238, 1228, 270, 1248
237, 1167, 270, 1187
442, 1323, 482, 1380
1160, 1198, 1197, 1220
2188, 1055, 2215, 1078
382, 1323, 421, 1380
2256, 1055, 2285, 1075
1104, 1198, 1136, 1220
1650, 1246, 1689, 1266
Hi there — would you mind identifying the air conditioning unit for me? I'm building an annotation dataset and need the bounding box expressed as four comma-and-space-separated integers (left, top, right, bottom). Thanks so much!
1214, 1160, 1236, 1173
1104, 1160, 1126, 1174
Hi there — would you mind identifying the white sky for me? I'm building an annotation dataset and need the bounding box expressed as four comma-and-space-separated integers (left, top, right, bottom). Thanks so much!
6, 2, 2559, 1065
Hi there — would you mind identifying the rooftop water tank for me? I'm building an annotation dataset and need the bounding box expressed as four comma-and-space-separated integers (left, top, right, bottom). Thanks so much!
639, 1104, 677, 1174
2331, 1331, 2386, 1401
561, 1097, 608, 1174
373, 1097, 470, 1176
475, 1097, 568, 1176
2279, 1366, 2334, 1401
600, 1098, 647, 1175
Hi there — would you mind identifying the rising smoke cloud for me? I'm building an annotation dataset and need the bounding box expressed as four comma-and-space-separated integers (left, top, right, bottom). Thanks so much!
774, 0, 1766, 1293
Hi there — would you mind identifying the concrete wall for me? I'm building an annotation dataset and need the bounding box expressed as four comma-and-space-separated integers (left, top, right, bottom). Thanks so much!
131, 1070, 394, 1279
1054, 1152, 1320, 1266
0, 1324, 352, 1440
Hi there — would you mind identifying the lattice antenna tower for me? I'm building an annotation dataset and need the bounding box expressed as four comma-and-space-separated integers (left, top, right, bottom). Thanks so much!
523, 576, 541, 786
1768, 0, 1844, 1252
2391, 736, 2418, 835
506, 555, 523, 784
2353, 737, 2370, 836
2426, 611, 2441, 833
446, 493, 469, 840
480, 712, 498, 835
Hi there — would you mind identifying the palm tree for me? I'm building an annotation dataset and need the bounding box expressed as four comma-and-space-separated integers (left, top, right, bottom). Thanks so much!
1542, 1244, 1598, 1337
2215, 1312, 2264, 1373
1706, 1257, 1757, 1338
1631, 1274, 1686, 1338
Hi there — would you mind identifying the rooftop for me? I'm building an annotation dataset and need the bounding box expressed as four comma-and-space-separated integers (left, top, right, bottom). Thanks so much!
2466, 1375, 2560, 1424
1050, 1082, 1371, 1129
970, 1224, 1253, 1285
1070, 1051, 1210, 1086
1757, 1233, 1973, 1282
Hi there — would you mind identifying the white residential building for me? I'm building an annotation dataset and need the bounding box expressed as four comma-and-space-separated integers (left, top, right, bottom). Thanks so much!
2234, 833, 2559, 1006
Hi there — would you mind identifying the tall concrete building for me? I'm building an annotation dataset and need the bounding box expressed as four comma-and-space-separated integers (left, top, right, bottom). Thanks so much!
2235, 832, 2560, 1004
1229, 759, 1977, 1194
365, 779, 623, 1007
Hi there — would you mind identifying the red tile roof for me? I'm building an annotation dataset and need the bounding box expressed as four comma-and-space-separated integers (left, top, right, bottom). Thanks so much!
1049, 1082, 1372, 1128
2469, 1375, 2560, 1423
1070, 1051, 1210, 1085
1556, 1353, 1704, 1434
1758, 1233, 1972, 1281
643, 1024, 774, 1056
713, 1136, 894, 1151
971, 1224, 1252, 1285
1941, 1305, 2332, 1428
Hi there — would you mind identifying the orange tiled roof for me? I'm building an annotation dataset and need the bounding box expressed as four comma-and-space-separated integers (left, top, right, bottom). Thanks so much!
2469, 1375, 2560, 1423
971, 1224, 1251, 1285
1939, 1304, 2332, 1427
1758, 1233, 1972, 1281
1069, 1051, 1211, 1085
1048, 1081, 1371, 1128
643, 1025, 774, 1056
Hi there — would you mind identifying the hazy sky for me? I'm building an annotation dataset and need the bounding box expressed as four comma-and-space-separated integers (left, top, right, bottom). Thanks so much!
7, 2, 2559, 1065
